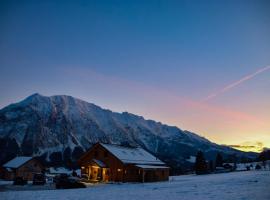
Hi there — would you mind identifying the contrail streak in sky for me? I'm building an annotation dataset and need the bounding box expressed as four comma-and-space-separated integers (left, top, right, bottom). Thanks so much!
203, 65, 270, 102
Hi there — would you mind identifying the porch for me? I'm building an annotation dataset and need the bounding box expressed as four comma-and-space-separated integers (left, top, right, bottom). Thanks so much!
81, 159, 109, 182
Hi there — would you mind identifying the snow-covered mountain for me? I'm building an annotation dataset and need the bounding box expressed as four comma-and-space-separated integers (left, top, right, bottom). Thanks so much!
0, 94, 256, 169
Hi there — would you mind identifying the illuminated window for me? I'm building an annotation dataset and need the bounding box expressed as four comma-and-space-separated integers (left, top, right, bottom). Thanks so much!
117, 169, 122, 172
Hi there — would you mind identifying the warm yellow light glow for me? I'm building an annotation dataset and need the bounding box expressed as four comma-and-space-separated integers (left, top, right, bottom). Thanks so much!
117, 169, 122, 172
225, 141, 269, 153
81, 166, 85, 169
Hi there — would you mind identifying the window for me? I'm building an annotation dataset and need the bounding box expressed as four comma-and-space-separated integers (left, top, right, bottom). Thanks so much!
94, 151, 98, 157
162, 170, 165, 176
104, 151, 108, 158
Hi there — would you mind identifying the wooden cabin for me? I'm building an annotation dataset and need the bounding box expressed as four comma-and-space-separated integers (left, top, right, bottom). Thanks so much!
0, 157, 44, 181
78, 143, 169, 182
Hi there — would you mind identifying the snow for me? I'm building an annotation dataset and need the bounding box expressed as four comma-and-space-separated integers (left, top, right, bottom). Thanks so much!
92, 159, 106, 167
0, 180, 13, 186
101, 143, 165, 165
1, 171, 269, 200
0, 93, 257, 171
48, 168, 81, 177
135, 165, 169, 169
186, 156, 196, 163
3, 157, 32, 168
49, 168, 72, 174
235, 161, 270, 171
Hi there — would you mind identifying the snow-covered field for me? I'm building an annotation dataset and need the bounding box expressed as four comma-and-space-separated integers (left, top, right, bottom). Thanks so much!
1, 170, 270, 200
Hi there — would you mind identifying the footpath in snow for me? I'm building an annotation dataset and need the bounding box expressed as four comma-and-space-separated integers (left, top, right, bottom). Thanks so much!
1, 170, 270, 200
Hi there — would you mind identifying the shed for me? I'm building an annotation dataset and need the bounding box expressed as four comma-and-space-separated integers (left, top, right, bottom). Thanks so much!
0, 156, 44, 181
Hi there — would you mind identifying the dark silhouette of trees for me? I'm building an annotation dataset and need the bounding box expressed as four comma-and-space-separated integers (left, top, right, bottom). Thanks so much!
63, 147, 72, 169
72, 146, 85, 161
258, 149, 270, 169
195, 151, 208, 175
209, 160, 214, 172
215, 153, 223, 168
71, 146, 85, 169
49, 152, 63, 167
258, 149, 270, 162
0, 138, 20, 165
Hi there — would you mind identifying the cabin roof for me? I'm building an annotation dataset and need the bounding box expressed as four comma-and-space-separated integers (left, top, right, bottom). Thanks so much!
3, 156, 33, 169
92, 159, 106, 168
100, 143, 165, 165
135, 164, 169, 169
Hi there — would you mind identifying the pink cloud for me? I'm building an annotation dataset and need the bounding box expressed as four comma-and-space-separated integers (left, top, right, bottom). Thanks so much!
63, 66, 265, 127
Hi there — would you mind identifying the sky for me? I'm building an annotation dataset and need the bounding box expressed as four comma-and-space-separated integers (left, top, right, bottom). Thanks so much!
0, 0, 269, 152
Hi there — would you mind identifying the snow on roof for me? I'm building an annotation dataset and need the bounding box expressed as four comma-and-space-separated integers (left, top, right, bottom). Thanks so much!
49, 167, 72, 174
5, 168, 13, 172
135, 165, 169, 169
100, 143, 165, 165
3, 157, 33, 169
92, 159, 106, 167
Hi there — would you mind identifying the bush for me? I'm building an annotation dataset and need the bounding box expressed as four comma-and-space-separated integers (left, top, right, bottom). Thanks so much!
255, 164, 262, 170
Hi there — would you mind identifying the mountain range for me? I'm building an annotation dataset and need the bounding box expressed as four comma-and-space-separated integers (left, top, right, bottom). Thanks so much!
0, 94, 257, 171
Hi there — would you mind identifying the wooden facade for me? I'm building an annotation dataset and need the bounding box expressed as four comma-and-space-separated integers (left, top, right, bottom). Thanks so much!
1, 157, 44, 181
78, 143, 169, 182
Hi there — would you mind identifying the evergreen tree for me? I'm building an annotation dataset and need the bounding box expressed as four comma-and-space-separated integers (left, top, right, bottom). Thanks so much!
49, 152, 63, 167
63, 147, 72, 169
215, 153, 223, 167
209, 160, 214, 172
195, 151, 208, 175
258, 149, 270, 162
72, 146, 85, 161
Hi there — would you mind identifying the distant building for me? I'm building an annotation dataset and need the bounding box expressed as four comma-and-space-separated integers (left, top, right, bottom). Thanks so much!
78, 143, 169, 182
0, 156, 44, 181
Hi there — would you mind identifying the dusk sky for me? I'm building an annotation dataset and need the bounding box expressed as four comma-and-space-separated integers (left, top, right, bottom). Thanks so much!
1, 0, 270, 152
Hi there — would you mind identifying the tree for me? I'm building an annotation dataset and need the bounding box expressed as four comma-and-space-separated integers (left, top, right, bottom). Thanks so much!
71, 146, 85, 169
0, 138, 20, 165
258, 149, 270, 162
215, 153, 223, 168
63, 147, 72, 169
195, 151, 208, 175
49, 152, 63, 167
72, 146, 85, 161
209, 160, 214, 172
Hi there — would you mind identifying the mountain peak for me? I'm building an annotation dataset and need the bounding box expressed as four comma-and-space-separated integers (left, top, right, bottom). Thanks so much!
27, 93, 43, 99
21, 93, 47, 104
0, 93, 256, 167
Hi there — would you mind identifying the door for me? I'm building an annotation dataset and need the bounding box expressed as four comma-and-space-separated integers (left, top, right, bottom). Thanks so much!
91, 166, 99, 180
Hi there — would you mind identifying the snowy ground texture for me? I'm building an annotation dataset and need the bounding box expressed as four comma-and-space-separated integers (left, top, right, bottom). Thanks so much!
1, 170, 270, 200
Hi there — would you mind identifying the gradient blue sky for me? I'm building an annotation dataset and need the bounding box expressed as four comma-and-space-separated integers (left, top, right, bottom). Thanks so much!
0, 0, 270, 151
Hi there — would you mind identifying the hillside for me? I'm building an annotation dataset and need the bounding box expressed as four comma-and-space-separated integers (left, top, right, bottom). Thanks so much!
0, 94, 256, 170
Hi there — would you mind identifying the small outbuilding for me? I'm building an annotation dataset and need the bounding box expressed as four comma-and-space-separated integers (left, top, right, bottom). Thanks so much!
0, 156, 44, 181
78, 143, 169, 182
